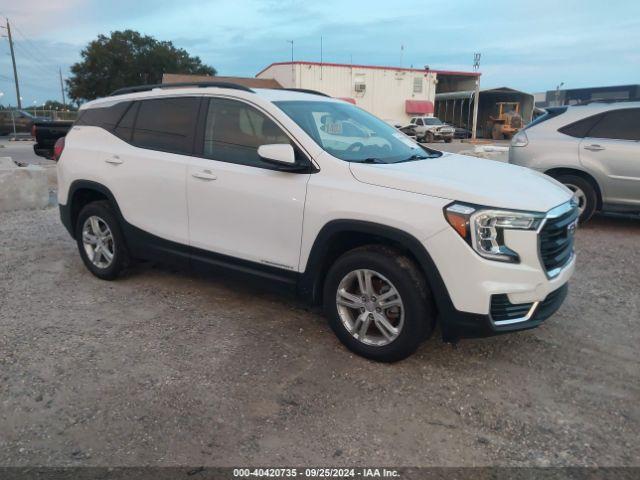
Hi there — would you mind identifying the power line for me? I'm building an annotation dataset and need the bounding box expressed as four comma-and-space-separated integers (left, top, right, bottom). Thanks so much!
12, 23, 61, 73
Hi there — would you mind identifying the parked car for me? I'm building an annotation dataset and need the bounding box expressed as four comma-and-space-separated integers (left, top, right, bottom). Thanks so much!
397, 123, 417, 138
56, 82, 577, 362
409, 116, 455, 143
33, 121, 73, 159
0, 110, 47, 136
509, 102, 640, 223
453, 127, 472, 139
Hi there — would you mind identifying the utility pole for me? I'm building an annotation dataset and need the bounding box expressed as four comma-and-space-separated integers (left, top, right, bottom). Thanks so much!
471, 53, 481, 141
287, 40, 294, 87
320, 36, 323, 81
59, 67, 66, 107
4, 19, 22, 109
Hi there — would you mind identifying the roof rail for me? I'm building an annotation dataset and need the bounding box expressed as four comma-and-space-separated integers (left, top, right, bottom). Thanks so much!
281, 88, 331, 98
109, 81, 254, 97
574, 98, 640, 106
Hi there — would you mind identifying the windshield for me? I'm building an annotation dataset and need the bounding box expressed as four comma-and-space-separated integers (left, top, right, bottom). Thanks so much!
424, 118, 443, 125
274, 100, 441, 163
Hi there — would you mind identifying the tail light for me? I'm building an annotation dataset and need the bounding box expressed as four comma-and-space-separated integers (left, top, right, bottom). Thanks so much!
53, 136, 65, 162
31, 125, 37, 138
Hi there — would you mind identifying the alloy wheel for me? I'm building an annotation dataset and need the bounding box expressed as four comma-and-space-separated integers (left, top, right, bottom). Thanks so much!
564, 183, 587, 215
335, 269, 404, 346
82, 215, 115, 269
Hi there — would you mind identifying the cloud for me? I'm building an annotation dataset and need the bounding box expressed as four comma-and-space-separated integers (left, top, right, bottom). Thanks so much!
1, 0, 639, 104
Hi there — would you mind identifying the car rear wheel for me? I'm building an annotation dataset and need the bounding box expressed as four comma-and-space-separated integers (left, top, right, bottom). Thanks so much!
76, 201, 130, 280
323, 245, 434, 362
554, 174, 597, 223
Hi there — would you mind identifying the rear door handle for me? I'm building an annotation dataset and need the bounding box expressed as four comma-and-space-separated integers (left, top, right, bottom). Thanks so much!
192, 170, 217, 181
105, 155, 123, 165
584, 144, 605, 151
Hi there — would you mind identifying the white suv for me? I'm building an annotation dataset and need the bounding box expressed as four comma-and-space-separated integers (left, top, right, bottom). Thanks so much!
56, 82, 577, 362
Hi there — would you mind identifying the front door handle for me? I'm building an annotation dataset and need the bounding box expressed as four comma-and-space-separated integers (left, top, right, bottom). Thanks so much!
584, 144, 605, 152
105, 155, 123, 165
192, 170, 217, 181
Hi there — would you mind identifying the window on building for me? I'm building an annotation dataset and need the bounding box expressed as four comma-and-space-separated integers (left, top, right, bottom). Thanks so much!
131, 97, 200, 154
587, 108, 640, 141
203, 98, 293, 168
413, 77, 423, 93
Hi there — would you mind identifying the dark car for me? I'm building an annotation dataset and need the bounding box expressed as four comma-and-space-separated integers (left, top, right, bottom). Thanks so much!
397, 124, 417, 138
0, 110, 48, 136
454, 127, 472, 139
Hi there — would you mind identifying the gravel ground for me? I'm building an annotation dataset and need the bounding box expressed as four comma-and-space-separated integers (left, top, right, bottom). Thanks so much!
0, 207, 638, 467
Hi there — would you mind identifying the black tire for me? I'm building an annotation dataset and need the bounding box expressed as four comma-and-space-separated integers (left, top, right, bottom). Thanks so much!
423, 131, 434, 143
323, 245, 434, 362
553, 174, 597, 223
75, 200, 130, 280
444, 137, 453, 143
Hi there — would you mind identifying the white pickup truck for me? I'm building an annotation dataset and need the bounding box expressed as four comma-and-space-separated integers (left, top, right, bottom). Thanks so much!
409, 116, 455, 143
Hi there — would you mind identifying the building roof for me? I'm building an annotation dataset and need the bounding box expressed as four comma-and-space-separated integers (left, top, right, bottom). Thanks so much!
162, 73, 282, 89
435, 87, 533, 101
256, 61, 480, 78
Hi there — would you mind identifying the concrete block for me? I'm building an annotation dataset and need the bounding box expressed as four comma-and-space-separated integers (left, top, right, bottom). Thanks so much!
0, 157, 50, 212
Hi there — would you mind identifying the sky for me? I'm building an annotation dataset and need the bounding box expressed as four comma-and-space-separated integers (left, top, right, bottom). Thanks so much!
1, 0, 639, 107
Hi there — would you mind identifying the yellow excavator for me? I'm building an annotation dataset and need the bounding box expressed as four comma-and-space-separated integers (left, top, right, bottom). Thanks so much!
487, 102, 523, 140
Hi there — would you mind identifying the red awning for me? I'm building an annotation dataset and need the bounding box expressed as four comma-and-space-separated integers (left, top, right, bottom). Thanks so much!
339, 97, 356, 104
405, 100, 434, 114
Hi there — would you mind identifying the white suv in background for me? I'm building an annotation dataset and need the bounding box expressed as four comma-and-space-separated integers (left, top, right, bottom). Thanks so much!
56, 82, 577, 362
509, 102, 640, 222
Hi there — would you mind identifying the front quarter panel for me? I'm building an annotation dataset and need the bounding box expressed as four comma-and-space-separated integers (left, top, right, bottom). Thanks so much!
298, 152, 451, 271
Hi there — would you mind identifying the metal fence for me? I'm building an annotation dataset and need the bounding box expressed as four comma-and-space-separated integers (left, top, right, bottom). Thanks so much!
20, 109, 78, 121
0, 108, 77, 138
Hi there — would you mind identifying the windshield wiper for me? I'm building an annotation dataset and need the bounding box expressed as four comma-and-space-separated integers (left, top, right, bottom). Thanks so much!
395, 154, 431, 163
356, 157, 386, 164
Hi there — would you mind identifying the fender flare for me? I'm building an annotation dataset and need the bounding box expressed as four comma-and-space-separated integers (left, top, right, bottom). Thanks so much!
298, 219, 457, 319
62, 180, 125, 236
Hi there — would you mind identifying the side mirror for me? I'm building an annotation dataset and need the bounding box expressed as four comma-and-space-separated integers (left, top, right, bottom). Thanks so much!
257, 144, 296, 166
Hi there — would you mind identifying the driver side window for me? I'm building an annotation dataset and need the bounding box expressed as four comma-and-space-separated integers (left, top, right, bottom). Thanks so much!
416, 118, 424, 126
203, 98, 294, 168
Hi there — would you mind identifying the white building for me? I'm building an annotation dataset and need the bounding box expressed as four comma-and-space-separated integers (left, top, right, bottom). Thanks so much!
256, 61, 480, 125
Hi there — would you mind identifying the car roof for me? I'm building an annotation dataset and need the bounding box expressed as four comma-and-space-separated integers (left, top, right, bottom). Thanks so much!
80, 86, 343, 110
528, 101, 640, 131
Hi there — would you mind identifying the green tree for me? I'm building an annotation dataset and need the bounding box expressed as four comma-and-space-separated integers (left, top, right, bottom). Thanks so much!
67, 30, 216, 102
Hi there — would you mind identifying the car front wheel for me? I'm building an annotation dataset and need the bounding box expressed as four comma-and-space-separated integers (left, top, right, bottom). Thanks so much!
323, 246, 434, 362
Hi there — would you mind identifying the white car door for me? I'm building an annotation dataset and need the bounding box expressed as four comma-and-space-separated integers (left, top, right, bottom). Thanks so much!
104, 97, 199, 246
187, 97, 311, 271
579, 107, 640, 207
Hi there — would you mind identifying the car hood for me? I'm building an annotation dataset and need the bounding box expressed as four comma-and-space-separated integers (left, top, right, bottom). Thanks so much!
349, 152, 572, 212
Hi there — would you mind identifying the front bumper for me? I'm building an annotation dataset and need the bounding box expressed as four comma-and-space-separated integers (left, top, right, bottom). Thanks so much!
441, 283, 568, 341
422, 205, 575, 341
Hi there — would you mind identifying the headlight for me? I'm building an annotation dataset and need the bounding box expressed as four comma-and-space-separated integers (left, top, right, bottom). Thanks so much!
444, 203, 544, 263
511, 130, 528, 147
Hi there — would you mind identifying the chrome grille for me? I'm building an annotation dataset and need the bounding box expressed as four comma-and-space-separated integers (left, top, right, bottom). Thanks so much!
539, 203, 579, 275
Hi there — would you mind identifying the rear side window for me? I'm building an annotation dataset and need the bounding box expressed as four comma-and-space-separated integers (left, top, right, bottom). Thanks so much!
75, 102, 131, 130
558, 113, 603, 138
203, 98, 292, 168
587, 108, 640, 141
114, 103, 138, 141
132, 97, 200, 155
525, 107, 567, 129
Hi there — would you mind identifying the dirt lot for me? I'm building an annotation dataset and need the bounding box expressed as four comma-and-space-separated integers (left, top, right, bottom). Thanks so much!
0, 207, 638, 467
